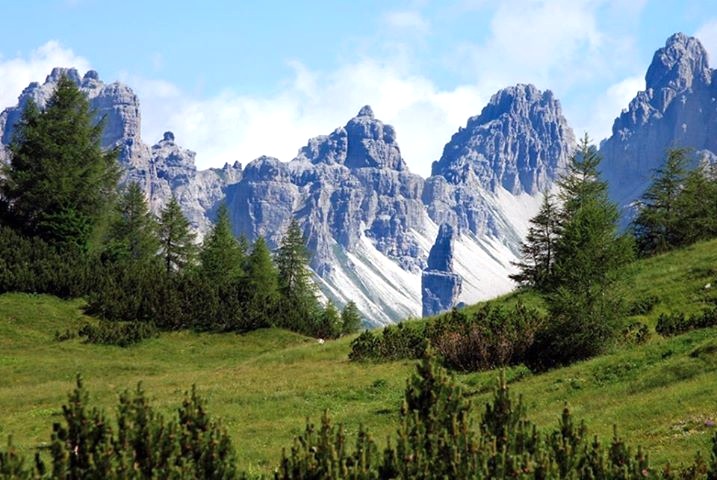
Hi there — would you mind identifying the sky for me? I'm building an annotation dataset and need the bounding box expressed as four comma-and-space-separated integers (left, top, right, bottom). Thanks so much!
1, 0, 716, 177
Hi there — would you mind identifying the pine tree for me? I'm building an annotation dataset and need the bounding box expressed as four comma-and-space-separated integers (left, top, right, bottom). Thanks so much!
541, 135, 635, 367
158, 196, 197, 274
198, 203, 244, 283
103, 182, 159, 264
243, 237, 279, 330
632, 148, 690, 256
275, 219, 320, 334
316, 301, 342, 339
1, 74, 120, 251
510, 191, 559, 290
340, 301, 362, 335
556, 134, 607, 221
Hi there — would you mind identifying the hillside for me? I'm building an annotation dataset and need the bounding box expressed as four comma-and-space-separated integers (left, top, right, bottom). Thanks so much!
1, 239, 717, 475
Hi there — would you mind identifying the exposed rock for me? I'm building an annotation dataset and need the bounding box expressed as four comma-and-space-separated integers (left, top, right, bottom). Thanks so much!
600, 33, 717, 213
424, 84, 575, 245
0, 69, 242, 237
422, 224, 462, 316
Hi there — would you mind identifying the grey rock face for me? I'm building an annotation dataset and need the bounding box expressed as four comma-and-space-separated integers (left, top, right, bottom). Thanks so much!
423, 84, 575, 243
601, 33, 717, 211
0, 69, 242, 237
226, 107, 426, 275
422, 224, 462, 316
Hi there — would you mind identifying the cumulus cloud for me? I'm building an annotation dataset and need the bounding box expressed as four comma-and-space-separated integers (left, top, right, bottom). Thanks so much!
695, 18, 717, 64
382, 10, 430, 34
134, 60, 483, 176
0, 41, 91, 111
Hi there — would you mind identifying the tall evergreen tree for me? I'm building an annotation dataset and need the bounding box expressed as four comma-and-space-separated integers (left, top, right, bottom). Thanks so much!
1, 74, 120, 250
674, 163, 717, 247
243, 237, 279, 329
341, 300, 363, 335
510, 191, 559, 290
158, 196, 197, 274
103, 182, 159, 264
275, 219, 320, 333
537, 135, 634, 367
632, 148, 690, 256
198, 203, 244, 283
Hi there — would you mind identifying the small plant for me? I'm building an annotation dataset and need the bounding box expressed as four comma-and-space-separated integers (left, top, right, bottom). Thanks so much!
78, 320, 158, 347
622, 321, 651, 345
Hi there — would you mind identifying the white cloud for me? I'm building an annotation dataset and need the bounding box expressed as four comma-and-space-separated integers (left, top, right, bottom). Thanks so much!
579, 75, 644, 143
382, 10, 430, 34
695, 18, 717, 65
0, 41, 91, 111
135, 60, 483, 176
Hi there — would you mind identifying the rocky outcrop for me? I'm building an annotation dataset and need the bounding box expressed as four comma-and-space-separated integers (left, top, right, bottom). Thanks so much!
423, 84, 575, 245
600, 33, 717, 212
422, 224, 462, 316
0, 68, 242, 236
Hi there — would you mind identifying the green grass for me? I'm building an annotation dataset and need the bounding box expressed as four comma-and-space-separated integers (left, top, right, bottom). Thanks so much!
2, 239, 717, 474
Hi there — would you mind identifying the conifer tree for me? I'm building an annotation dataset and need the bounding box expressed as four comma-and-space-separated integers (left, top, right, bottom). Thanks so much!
275, 219, 320, 333
540, 135, 634, 366
243, 237, 279, 329
632, 148, 690, 256
103, 182, 159, 264
316, 301, 341, 339
158, 196, 197, 274
340, 301, 362, 335
1, 74, 120, 251
198, 203, 244, 283
510, 191, 559, 290
674, 163, 717, 246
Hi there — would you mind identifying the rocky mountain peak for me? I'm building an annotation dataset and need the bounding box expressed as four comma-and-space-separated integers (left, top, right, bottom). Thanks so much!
295, 107, 407, 172
357, 105, 375, 118
645, 33, 711, 95
430, 83, 574, 195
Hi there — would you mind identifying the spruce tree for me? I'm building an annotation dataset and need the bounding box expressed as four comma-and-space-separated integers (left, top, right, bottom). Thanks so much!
243, 237, 279, 329
510, 191, 559, 290
158, 196, 197, 274
103, 182, 159, 264
198, 203, 244, 283
540, 135, 634, 367
317, 301, 341, 339
632, 148, 690, 256
1, 74, 120, 251
275, 219, 320, 334
340, 301, 362, 335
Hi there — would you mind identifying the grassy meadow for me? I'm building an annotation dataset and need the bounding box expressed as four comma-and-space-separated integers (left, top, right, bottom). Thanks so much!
1, 239, 717, 475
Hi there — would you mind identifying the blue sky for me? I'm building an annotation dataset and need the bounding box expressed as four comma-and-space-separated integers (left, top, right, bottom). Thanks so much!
1, 0, 716, 176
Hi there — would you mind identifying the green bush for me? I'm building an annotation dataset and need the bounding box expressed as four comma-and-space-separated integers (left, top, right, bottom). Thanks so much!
628, 295, 660, 316
622, 321, 651, 345
77, 320, 158, 347
427, 304, 543, 372
656, 309, 717, 336
0, 375, 237, 479
348, 330, 381, 361
279, 351, 716, 479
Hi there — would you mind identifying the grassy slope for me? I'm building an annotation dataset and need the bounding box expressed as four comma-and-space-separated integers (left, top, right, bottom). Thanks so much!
1, 239, 717, 474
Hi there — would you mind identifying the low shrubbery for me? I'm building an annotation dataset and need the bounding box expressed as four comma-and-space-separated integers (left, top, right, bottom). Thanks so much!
656, 308, 717, 336
350, 303, 544, 371
3, 354, 717, 478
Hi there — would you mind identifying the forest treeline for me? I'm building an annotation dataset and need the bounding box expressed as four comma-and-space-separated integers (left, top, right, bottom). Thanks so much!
0, 74, 361, 341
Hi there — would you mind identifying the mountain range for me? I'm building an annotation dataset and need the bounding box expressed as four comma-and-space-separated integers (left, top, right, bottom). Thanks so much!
1, 32, 715, 325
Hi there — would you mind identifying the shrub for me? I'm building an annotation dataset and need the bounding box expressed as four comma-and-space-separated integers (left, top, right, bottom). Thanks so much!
78, 320, 158, 347
379, 322, 426, 360
628, 295, 660, 316
622, 321, 651, 345
656, 308, 717, 336
427, 304, 543, 372
348, 330, 381, 361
